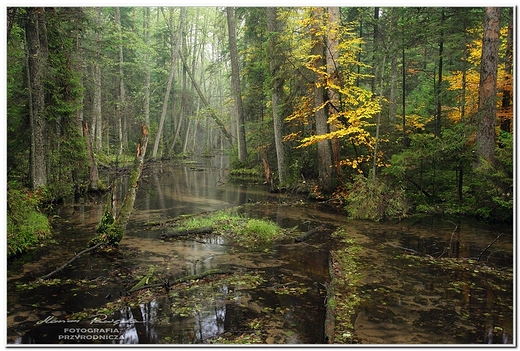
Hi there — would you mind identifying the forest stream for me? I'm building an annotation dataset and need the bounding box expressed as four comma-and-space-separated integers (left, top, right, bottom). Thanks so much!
6, 159, 514, 345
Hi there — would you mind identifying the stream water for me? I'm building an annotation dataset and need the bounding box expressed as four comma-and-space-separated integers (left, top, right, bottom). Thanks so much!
6, 158, 514, 345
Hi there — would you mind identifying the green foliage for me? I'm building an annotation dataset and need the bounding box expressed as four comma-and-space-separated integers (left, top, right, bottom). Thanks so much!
7, 183, 51, 256
383, 122, 512, 221
468, 149, 513, 221
345, 175, 409, 221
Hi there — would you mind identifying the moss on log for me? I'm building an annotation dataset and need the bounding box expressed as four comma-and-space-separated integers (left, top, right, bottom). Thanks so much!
90, 124, 149, 246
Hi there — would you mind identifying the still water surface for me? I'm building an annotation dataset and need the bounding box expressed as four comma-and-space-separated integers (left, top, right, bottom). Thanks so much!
6, 158, 513, 344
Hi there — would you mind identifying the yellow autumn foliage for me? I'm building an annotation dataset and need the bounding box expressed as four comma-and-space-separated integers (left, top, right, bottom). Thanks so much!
281, 7, 381, 172
445, 27, 513, 125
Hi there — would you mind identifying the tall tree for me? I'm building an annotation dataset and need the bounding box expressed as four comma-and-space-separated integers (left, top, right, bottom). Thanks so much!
311, 7, 333, 191
226, 7, 248, 163
152, 8, 181, 160
143, 7, 151, 128
92, 7, 103, 152
434, 9, 445, 137
499, 7, 513, 132
25, 7, 48, 190
266, 7, 286, 185
115, 7, 127, 155
326, 6, 342, 176
476, 7, 501, 167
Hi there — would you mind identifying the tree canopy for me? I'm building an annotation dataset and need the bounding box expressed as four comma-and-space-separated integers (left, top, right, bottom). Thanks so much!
7, 6, 514, 225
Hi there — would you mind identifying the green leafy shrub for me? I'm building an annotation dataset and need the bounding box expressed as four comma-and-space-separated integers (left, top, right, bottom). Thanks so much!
7, 184, 51, 256
345, 175, 409, 221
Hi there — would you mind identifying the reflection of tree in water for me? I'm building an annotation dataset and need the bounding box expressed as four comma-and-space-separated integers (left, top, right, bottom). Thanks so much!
140, 301, 158, 342
193, 286, 227, 342
118, 307, 139, 344
117, 300, 159, 344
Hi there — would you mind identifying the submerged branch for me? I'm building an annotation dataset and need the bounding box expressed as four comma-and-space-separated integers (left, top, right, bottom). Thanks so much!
40, 242, 104, 280
125, 269, 234, 295
477, 234, 502, 262
295, 225, 325, 242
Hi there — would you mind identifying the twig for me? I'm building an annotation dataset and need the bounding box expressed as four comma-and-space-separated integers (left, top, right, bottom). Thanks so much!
40, 242, 104, 280
477, 235, 502, 262
387, 243, 433, 258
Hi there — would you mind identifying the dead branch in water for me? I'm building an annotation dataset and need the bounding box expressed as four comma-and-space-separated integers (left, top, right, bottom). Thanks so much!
40, 242, 104, 280
295, 225, 325, 242
386, 243, 433, 258
125, 269, 234, 295
477, 234, 502, 262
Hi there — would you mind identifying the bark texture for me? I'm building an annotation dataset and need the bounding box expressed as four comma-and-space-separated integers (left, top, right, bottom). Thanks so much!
266, 7, 286, 185
226, 7, 248, 163
476, 7, 501, 167
311, 8, 333, 192
26, 8, 48, 190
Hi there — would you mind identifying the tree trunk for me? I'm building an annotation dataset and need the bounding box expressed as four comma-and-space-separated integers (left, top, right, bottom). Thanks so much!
93, 8, 103, 152
476, 7, 501, 168
143, 7, 151, 127
93, 125, 149, 245
500, 7, 513, 133
389, 54, 397, 123
434, 9, 444, 137
152, 48, 177, 159
266, 7, 286, 185
26, 8, 47, 190
115, 8, 126, 156
82, 121, 99, 191
460, 11, 468, 123
93, 63, 102, 151
180, 53, 233, 144
372, 55, 386, 181
327, 6, 342, 178
401, 30, 407, 146
372, 7, 380, 94
226, 7, 248, 163
311, 8, 333, 192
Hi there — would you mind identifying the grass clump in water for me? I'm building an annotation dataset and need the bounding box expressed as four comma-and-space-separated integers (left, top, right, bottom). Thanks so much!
171, 209, 287, 250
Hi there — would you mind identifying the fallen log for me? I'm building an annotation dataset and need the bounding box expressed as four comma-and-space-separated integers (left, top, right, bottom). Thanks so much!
160, 226, 214, 239
295, 225, 325, 242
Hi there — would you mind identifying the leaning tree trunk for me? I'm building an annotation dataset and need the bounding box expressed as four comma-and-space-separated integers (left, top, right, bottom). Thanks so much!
90, 125, 149, 246
152, 10, 181, 160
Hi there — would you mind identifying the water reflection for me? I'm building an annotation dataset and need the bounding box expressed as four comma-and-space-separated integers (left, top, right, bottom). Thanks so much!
7, 161, 513, 345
